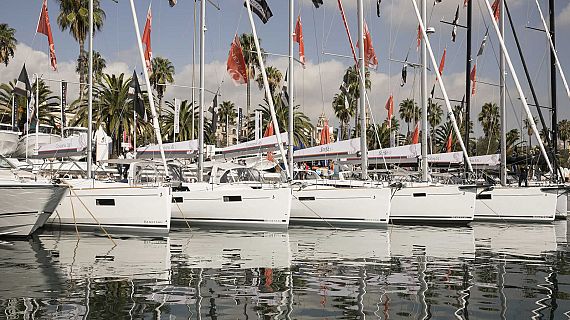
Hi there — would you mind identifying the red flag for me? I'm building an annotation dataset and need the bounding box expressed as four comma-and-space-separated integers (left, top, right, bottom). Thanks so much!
438, 47, 446, 76
36, 0, 57, 71
337, 0, 358, 65
385, 95, 394, 128
416, 24, 422, 51
227, 35, 248, 85
491, 0, 500, 22
412, 122, 420, 144
446, 131, 453, 152
470, 64, 477, 96
320, 121, 331, 145
141, 5, 152, 73
264, 121, 274, 137
356, 22, 378, 69
294, 16, 306, 68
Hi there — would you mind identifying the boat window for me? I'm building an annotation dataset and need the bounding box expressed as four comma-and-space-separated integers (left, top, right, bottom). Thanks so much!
220, 168, 263, 183
294, 170, 320, 180
0, 156, 14, 169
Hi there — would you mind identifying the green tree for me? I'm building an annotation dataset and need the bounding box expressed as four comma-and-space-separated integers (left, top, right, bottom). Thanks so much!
341, 65, 371, 131
217, 101, 237, 146
332, 92, 354, 140
250, 97, 314, 147
558, 119, 570, 150
478, 102, 500, 139
70, 73, 154, 156
0, 23, 17, 66
506, 128, 521, 156
255, 66, 282, 97
427, 100, 443, 151
161, 99, 212, 144
76, 50, 106, 83
56, 0, 105, 93
523, 116, 538, 153
398, 98, 419, 139
149, 56, 175, 117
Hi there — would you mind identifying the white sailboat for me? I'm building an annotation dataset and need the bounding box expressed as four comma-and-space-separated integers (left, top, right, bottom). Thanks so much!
0, 155, 68, 236
45, 0, 172, 235
291, 139, 391, 227
472, 0, 558, 223
171, 162, 291, 230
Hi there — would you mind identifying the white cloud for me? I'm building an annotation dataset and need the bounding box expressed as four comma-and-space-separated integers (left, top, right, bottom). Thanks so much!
0, 43, 80, 98
0, 42, 553, 141
559, 2, 570, 27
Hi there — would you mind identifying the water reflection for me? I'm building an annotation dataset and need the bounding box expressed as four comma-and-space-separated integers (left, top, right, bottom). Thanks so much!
0, 223, 569, 319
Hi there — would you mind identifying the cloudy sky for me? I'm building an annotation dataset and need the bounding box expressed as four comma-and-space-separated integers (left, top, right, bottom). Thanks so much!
1, 0, 569, 138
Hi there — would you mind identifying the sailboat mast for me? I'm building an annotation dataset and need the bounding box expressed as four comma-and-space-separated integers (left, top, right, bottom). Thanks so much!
549, 0, 558, 182
128, 0, 169, 175
288, 0, 294, 178
198, 0, 206, 182
499, 0, 506, 186
87, 0, 93, 178
357, 0, 368, 179
420, 0, 428, 181
482, 0, 553, 174
245, 0, 291, 177
464, 0, 472, 177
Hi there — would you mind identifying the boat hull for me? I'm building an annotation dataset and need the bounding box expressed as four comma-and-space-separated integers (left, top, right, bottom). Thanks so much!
13, 133, 61, 159
0, 183, 68, 236
172, 183, 291, 230
48, 180, 172, 235
290, 186, 391, 228
0, 130, 20, 157
390, 184, 476, 226
474, 186, 557, 222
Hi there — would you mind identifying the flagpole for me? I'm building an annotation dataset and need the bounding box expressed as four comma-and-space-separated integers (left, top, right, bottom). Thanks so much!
87, 0, 93, 178
245, 0, 291, 178
133, 107, 137, 158
129, 0, 169, 176
288, 0, 294, 177
420, 0, 428, 181
411, 0, 473, 173
357, 0, 368, 179
35, 74, 39, 156
11, 94, 15, 131
198, 0, 206, 182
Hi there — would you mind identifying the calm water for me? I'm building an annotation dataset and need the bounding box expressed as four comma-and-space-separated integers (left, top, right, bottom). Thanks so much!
1, 222, 569, 319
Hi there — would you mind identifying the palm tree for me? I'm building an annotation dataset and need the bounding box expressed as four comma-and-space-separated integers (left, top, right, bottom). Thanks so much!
427, 100, 443, 151
161, 99, 212, 144
0, 23, 17, 66
249, 97, 314, 147
506, 128, 521, 156
332, 92, 354, 140
398, 98, 419, 138
70, 73, 151, 156
31, 79, 62, 131
239, 33, 265, 126
558, 120, 570, 150
76, 50, 106, 83
255, 66, 282, 97
478, 102, 500, 140
523, 116, 538, 153
340, 65, 371, 131
56, 0, 105, 93
217, 101, 237, 146
149, 56, 175, 117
